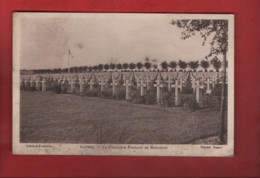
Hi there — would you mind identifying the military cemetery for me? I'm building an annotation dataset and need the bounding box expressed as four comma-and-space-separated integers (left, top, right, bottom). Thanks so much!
19, 60, 228, 144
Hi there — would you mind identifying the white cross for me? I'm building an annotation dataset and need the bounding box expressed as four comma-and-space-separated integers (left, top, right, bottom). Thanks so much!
123, 79, 132, 100
58, 78, 62, 84
35, 79, 41, 90
69, 79, 76, 93
79, 78, 85, 85
179, 77, 184, 92
153, 75, 164, 104
24, 79, 29, 87
30, 79, 34, 87
123, 79, 132, 87
206, 77, 211, 94
171, 79, 182, 106
146, 77, 151, 90
110, 79, 119, 96
41, 78, 47, 91
99, 77, 106, 92
88, 79, 95, 91
191, 77, 196, 93
137, 79, 147, 96
195, 80, 204, 106
79, 78, 85, 92
69, 79, 75, 85
110, 80, 119, 87
166, 77, 172, 92
136, 77, 141, 89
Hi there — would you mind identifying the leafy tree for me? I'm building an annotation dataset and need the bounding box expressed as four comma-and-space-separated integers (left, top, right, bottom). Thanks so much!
160, 61, 168, 71
74, 66, 78, 73
178, 60, 188, 70
210, 56, 222, 72
136, 62, 143, 70
171, 19, 228, 143
129, 63, 136, 70
123, 63, 129, 70
88, 66, 93, 72
144, 61, 152, 70
110, 63, 116, 70
79, 66, 83, 73
83, 66, 88, 72
143, 57, 151, 71
188, 61, 199, 71
153, 64, 158, 70
200, 60, 210, 71
116, 63, 123, 70
93, 65, 98, 71
98, 64, 104, 71
169, 61, 177, 71
75, 67, 78, 73
104, 64, 110, 71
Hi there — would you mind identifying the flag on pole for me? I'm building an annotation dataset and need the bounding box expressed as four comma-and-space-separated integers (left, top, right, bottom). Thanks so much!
68, 48, 73, 74
68, 49, 73, 58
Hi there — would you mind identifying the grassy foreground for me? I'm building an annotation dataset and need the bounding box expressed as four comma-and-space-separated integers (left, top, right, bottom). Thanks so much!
20, 91, 222, 144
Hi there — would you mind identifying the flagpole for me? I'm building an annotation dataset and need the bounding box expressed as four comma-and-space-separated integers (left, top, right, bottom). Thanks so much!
68, 48, 70, 74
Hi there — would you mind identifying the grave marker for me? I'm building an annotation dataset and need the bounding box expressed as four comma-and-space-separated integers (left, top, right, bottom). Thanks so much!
24, 78, 30, 87
110, 79, 119, 96
41, 78, 47, 91
179, 77, 183, 92
79, 77, 85, 93
69, 78, 76, 93
212, 76, 216, 89
88, 78, 95, 91
136, 78, 141, 89
166, 77, 172, 92
99, 77, 106, 92
153, 75, 164, 104
123, 79, 132, 100
206, 77, 211, 94
195, 79, 204, 107
137, 78, 147, 96
146, 77, 151, 90
191, 77, 196, 94
58, 78, 63, 85
35, 78, 41, 90
171, 79, 182, 106
30, 78, 35, 87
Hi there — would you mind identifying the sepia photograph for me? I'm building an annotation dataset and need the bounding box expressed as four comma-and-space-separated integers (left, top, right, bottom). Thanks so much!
12, 12, 234, 156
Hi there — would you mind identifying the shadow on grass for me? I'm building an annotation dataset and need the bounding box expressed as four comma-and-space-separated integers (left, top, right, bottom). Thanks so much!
20, 91, 225, 145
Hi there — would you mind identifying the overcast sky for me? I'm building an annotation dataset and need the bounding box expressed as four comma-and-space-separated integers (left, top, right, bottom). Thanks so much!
17, 13, 216, 70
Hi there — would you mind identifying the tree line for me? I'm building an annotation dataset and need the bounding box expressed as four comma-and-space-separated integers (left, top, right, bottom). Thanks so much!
21, 56, 223, 74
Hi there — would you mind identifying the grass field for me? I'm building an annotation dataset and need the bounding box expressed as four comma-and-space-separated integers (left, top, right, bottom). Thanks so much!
20, 91, 224, 144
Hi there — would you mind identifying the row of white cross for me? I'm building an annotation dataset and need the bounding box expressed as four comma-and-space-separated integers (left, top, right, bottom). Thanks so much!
20, 71, 226, 106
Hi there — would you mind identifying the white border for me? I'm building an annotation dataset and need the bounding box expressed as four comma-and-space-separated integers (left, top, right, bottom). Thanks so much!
12, 13, 234, 156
